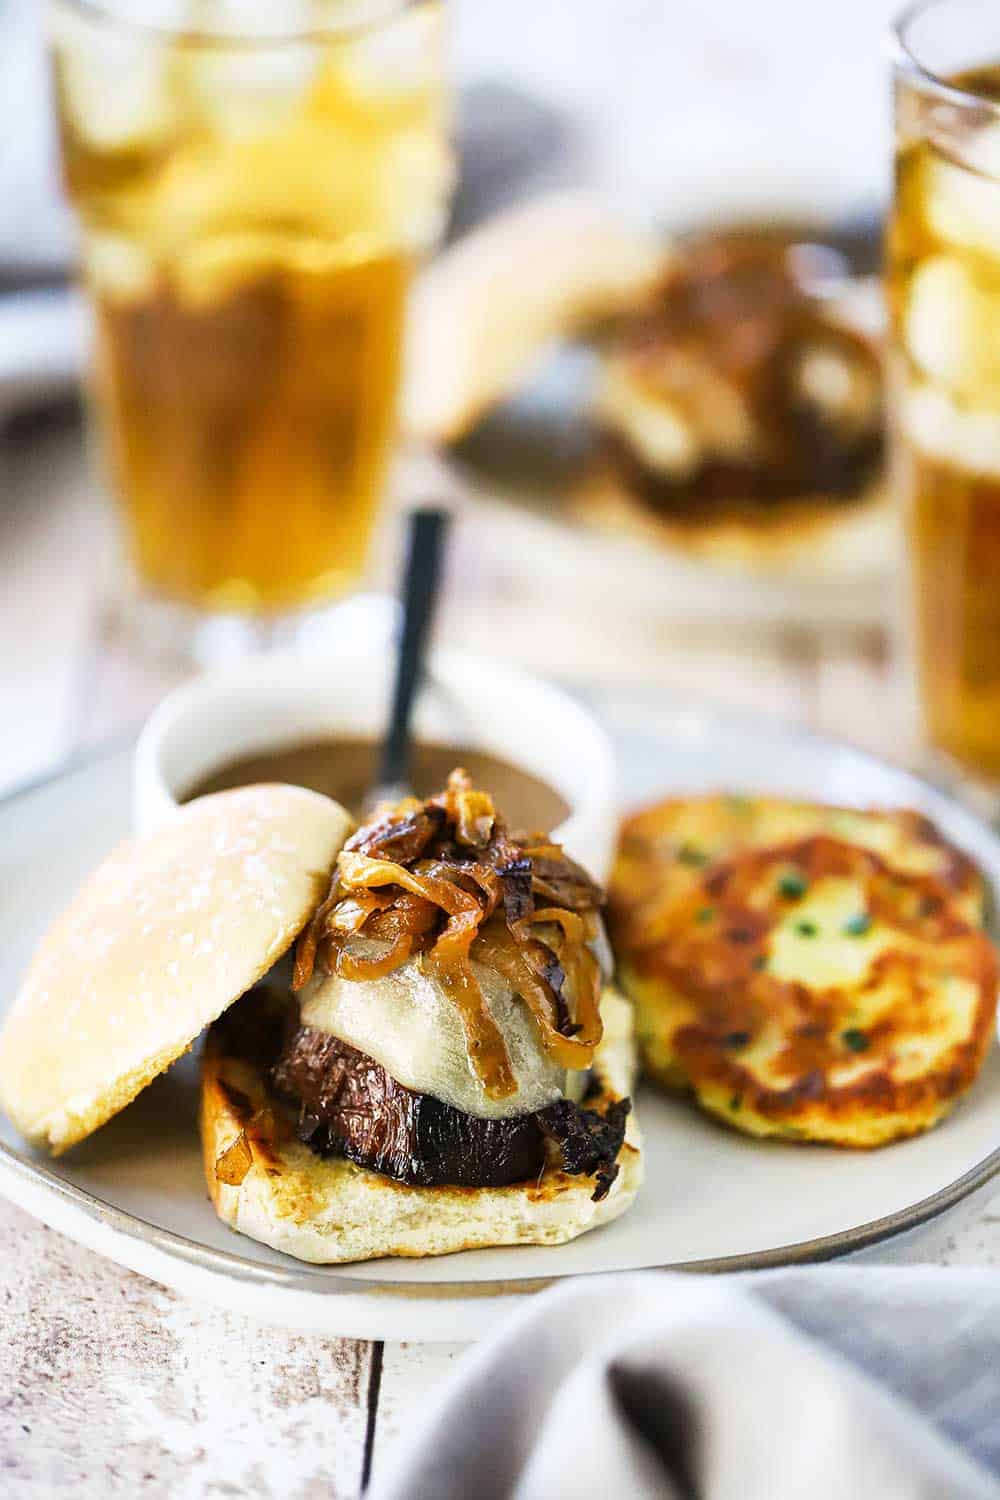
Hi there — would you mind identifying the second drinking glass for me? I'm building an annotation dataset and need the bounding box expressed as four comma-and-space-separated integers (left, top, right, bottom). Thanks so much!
890, 0, 1000, 790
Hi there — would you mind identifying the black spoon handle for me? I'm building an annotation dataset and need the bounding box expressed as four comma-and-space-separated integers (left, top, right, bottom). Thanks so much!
376, 506, 451, 797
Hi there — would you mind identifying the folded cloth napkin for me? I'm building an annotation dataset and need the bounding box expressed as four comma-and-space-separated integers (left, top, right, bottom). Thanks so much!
371, 1266, 1000, 1500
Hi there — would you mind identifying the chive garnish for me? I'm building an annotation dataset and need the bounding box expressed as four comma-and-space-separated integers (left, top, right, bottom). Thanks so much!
843, 912, 871, 937
723, 1031, 751, 1049
678, 843, 708, 867
696, 906, 715, 924
778, 871, 808, 899
751, 954, 768, 971
842, 1028, 870, 1052
729, 1096, 742, 1112
795, 920, 818, 937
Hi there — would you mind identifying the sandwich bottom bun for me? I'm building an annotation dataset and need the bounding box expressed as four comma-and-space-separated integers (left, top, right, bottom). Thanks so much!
200, 988, 643, 1265
572, 468, 894, 582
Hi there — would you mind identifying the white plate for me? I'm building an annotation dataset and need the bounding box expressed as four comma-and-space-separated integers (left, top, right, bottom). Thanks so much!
1, 710, 999, 1341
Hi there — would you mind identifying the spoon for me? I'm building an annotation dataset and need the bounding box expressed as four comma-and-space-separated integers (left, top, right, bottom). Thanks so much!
365, 506, 451, 816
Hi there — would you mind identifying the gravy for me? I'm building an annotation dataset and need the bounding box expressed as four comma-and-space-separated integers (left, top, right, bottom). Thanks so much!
185, 738, 570, 832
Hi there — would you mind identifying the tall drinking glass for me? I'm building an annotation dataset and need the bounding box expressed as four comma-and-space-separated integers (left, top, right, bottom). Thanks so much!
48, 1, 452, 658
890, 0, 1000, 792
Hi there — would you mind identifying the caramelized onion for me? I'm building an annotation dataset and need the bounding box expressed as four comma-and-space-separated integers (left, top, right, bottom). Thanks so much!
334, 933, 413, 981
475, 921, 600, 1068
292, 922, 319, 992
426, 949, 518, 1098
214, 1131, 252, 1187
293, 876, 350, 989
436, 777, 496, 846
520, 905, 587, 945
292, 769, 605, 1098
516, 907, 603, 1052
420, 858, 504, 920
329, 889, 395, 935
365, 891, 439, 946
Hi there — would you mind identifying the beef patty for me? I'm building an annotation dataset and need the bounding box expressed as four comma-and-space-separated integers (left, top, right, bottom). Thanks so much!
271, 1021, 629, 1200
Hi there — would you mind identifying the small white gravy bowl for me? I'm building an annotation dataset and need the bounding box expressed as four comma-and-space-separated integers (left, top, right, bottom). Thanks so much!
132, 645, 618, 882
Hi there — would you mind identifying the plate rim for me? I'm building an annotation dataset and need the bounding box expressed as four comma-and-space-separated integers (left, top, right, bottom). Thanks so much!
2, 715, 999, 1335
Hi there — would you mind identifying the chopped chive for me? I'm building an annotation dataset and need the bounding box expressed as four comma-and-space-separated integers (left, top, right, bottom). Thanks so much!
729, 1095, 742, 1112
696, 906, 715, 924
843, 912, 871, 937
678, 843, 708, 867
842, 1028, 870, 1053
751, 954, 768, 971
795, 920, 818, 937
778, 871, 808, 899
723, 1031, 751, 1049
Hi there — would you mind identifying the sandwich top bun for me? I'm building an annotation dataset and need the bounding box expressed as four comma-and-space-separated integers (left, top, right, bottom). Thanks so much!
0, 785, 352, 1155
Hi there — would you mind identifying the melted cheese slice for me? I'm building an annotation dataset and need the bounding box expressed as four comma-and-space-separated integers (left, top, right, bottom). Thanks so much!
299, 948, 569, 1120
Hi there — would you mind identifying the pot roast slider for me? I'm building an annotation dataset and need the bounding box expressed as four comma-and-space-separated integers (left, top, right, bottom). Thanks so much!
0, 772, 641, 1265
203, 770, 641, 1263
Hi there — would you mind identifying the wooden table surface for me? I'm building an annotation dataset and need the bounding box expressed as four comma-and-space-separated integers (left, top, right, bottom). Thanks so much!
2, 414, 1000, 1498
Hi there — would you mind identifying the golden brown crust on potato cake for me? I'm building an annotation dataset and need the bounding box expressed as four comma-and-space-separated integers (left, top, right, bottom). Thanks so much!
609, 793, 985, 955
616, 834, 997, 1147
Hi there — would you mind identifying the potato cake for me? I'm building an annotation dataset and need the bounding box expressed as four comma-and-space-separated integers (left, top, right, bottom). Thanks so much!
616, 834, 997, 1146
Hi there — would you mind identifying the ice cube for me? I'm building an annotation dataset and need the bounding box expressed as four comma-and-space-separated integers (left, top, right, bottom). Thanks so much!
342, 4, 444, 100
925, 138, 1000, 257
176, 45, 318, 140
904, 380, 1000, 477
906, 256, 977, 388
906, 255, 1000, 398
378, 126, 454, 248
172, 231, 285, 306
57, 44, 175, 152
151, 125, 382, 283
81, 231, 156, 301
962, 119, 1000, 182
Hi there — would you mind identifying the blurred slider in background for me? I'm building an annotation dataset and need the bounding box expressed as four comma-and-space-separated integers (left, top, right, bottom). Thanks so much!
580, 221, 887, 568
594, 229, 883, 512
425, 201, 891, 619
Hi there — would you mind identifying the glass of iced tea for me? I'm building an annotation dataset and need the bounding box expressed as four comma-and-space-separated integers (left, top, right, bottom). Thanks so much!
889, 0, 1000, 790
48, 0, 451, 657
